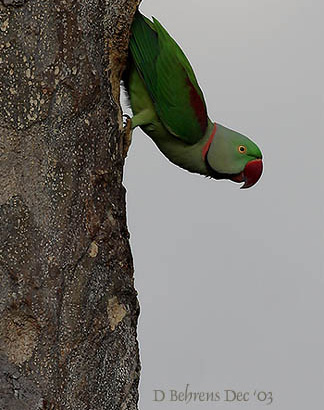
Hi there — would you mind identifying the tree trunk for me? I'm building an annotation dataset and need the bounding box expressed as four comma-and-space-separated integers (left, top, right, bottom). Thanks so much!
0, 1, 140, 409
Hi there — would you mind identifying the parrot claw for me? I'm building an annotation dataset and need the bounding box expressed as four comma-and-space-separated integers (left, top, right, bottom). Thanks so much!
121, 114, 132, 158
122, 113, 131, 127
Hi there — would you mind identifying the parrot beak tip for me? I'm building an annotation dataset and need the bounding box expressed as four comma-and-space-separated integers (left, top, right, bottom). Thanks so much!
240, 159, 263, 189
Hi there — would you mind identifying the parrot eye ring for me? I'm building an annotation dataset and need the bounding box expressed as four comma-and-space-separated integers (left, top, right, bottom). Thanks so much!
238, 145, 247, 154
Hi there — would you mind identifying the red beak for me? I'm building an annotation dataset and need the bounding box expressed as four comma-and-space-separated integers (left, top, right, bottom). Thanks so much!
240, 159, 263, 189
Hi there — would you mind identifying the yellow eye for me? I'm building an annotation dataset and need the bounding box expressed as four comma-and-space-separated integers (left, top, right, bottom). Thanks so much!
238, 145, 247, 154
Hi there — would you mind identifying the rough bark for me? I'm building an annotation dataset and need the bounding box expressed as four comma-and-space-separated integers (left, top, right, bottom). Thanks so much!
0, 1, 140, 409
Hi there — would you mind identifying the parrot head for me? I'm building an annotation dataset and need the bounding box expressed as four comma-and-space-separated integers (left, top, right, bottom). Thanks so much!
204, 123, 263, 189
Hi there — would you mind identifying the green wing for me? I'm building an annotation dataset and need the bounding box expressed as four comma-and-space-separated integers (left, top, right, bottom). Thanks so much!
130, 11, 208, 145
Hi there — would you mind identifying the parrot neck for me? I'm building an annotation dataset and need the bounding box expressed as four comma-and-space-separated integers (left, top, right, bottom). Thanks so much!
149, 119, 215, 176
202, 123, 217, 160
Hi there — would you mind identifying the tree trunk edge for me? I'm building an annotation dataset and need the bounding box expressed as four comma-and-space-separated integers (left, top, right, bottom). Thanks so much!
0, 1, 141, 409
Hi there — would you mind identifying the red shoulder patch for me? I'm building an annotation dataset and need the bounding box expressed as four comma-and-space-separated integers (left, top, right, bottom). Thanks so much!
186, 76, 207, 133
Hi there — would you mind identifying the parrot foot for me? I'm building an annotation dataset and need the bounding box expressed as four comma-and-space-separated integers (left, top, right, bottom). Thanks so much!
122, 113, 131, 127
121, 114, 132, 158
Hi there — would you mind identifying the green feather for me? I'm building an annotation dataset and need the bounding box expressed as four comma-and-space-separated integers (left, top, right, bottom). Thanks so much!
125, 11, 263, 189
129, 11, 208, 145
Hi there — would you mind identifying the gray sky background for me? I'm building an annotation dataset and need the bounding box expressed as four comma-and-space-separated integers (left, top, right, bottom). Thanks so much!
123, 1, 324, 409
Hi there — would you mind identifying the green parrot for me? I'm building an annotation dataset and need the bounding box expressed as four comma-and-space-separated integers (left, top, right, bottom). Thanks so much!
123, 11, 263, 188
